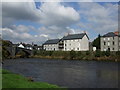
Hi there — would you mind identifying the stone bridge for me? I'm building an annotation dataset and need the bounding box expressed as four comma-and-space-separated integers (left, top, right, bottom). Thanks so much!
6, 46, 33, 58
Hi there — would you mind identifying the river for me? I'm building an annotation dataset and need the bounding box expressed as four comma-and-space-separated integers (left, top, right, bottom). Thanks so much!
2, 58, 119, 88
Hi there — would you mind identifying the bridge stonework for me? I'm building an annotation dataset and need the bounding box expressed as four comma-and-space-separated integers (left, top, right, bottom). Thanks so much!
6, 46, 33, 58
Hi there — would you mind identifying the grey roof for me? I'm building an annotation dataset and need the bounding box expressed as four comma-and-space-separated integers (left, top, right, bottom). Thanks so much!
61, 33, 89, 40
43, 39, 60, 45
102, 32, 118, 37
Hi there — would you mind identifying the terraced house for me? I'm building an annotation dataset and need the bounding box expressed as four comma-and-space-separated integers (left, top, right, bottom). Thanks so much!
43, 33, 89, 51
101, 31, 120, 51
43, 39, 60, 51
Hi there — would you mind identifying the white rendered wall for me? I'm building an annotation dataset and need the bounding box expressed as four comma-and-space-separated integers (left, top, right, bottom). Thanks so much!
80, 35, 89, 51
43, 44, 59, 51
63, 39, 81, 51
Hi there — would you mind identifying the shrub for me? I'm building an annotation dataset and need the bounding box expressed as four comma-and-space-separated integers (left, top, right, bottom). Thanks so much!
105, 51, 110, 57
95, 50, 101, 57
116, 51, 120, 56
86, 51, 90, 55
70, 50, 76, 59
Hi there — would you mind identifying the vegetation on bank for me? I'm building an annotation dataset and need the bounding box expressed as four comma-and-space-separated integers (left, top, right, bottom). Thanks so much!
2, 69, 61, 88
33, 50, 120, 62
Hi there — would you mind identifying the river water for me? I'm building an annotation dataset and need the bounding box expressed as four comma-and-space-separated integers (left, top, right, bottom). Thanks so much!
2, 58, 119, 88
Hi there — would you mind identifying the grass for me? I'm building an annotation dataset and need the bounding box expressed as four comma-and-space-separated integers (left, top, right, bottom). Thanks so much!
2, 69, 61, 88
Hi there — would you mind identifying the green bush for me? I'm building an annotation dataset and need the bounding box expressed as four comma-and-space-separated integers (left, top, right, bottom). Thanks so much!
2, 47, 11, 59
86, 51, 90, 55
105, 51, 110, 57
95, 50, 101, 57
70, 50, 76, 59
116, 51, 120, 56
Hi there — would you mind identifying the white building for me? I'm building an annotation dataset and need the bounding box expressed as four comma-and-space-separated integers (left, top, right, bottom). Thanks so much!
59, 33, 89, 51
101, 32, 120, 51
18, 44, 25, 48
43, 39, 60, 51
43, 33, 89, 51
18, 43, 33, 50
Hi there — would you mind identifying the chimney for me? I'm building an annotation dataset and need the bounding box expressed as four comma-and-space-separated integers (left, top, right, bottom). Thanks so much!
83, 31, 86, 33
114, 31, 119, 35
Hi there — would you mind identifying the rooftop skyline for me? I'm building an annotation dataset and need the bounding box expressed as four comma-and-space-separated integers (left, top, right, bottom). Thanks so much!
1, 0, 118, 45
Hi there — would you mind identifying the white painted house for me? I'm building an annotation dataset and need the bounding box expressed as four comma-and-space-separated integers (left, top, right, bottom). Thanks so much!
43, 33, 89, 51
18, 43, 33, 50
59, 33, 89, 51
18, 44, 25, 48
43, 39, 60, 51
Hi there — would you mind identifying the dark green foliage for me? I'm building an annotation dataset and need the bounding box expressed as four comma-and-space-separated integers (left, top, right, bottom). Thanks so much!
86, 51, 90, 55
2, 40, 12, 47
70, 50, 76, 59
92, 34, 101, 49
2, 46, 11, 59
116, 51, 120, 56
95, 50, 101, 57
34, 50, 118, 61
1, 40, 13, 59
105, 51, 110, 57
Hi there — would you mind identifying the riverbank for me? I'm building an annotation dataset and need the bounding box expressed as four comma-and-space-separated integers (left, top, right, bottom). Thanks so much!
32, 55, 118, 62
2, 69, 60, 88
31, 50, 120, 62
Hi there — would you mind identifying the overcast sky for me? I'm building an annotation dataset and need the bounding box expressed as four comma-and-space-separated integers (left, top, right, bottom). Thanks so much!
1, 0, 118, 45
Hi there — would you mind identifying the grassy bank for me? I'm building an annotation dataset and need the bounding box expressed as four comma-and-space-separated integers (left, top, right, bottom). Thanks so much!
2, 69, 60, 88
32, 50, 120, 62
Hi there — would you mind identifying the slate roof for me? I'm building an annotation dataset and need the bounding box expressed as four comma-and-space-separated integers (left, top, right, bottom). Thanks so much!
102, 32, 119, 37
43, 39, 60, 45
61, 33, 89, 40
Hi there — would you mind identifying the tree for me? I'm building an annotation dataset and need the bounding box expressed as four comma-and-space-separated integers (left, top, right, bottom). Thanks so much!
92, 34, 101, 49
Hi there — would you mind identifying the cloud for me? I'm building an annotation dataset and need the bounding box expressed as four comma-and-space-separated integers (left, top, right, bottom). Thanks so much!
2, 1, 80, 27
2, 1, 40, 26
39, 2, 80, 26
1, 25, 49, 44
78, 2, 118, 35
2, 1, 80, 44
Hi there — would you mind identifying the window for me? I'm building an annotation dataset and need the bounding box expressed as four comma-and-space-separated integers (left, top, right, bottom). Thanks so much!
69, 44, 71, 46
113, 41, 115, 45
113, 48, 114, 51
104, 42, 106, 45
54, 48, 55, 51
77, 48, 79, 50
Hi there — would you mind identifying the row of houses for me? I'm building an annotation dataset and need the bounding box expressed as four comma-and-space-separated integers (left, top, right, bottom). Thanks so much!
16, 31, 120, 51
43, 31, 120, 51
16, 43, 43, 50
